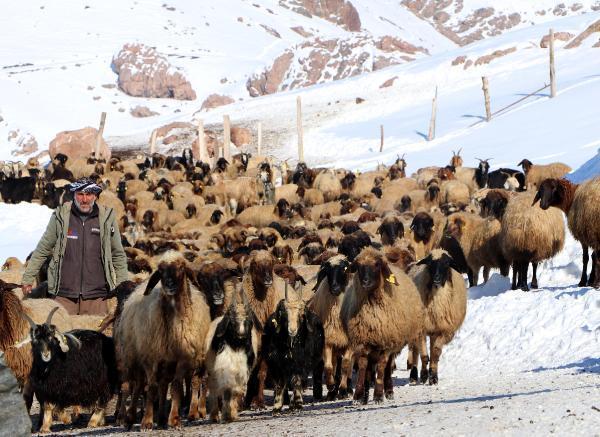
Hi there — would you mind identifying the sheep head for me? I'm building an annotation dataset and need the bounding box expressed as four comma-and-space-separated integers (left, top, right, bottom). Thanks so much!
410, 212, 435, 243
351, 248, 398, 294
275, 199, 292, 219
259, 228, 281, 247
399, 195, 412, 213
197, 262, 240, 319
416, 249, 460, 290
314, 254, 350, 295
427, 183, 440, 201
518, 159, 533, 173
223, 227, 249, 255
445, 214, 467, 240
272, 244, 293, 265
298, 242, 325, 265
245, 250, 275, 291
144, 252, 197, 314
210, 209, 224, 224
341, 221, 360, 235
185, 203, 197, 219
377, 216, 404, 246
532, 178, 562, 210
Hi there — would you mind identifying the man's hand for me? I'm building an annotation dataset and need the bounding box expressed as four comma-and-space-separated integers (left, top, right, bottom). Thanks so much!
22, 284, 33, 295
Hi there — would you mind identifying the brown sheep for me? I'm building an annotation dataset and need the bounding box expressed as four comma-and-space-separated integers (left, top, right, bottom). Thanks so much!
500, 192, 565, 291
340, 248, 424, 403
408, 212, 445, 260
314, 170, 343, 202
236, 199, 291, 228
446, 212, 509, 286
518, 159, 572, 191
408, 249, 467, 384
533, 177, 600, 287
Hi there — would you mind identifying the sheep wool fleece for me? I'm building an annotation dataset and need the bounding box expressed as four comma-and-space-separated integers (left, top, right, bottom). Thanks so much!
22, 201, 128, 296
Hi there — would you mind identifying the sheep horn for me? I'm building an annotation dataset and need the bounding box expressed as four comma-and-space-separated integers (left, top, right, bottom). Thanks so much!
45, 306, 60, 325
20, 311, 37, 330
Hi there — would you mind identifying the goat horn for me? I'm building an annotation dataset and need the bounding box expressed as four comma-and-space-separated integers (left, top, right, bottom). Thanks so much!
20, 311, 37, 330
45, 306, 60, 325
458, 148, 462, 154
475, 157, 483, 162
64, 333, 82, 350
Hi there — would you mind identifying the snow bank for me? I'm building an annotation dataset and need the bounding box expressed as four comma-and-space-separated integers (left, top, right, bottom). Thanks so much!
568, 148, 600, 183
0, 202, 53, 263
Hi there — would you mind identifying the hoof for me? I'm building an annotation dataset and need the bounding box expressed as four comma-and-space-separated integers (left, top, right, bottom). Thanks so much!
168, 415, 181, 429
326, 391, 337, 401
272, 408, 282, 416
290, 402, 303, 411
420, 369, 428, 385
429, 370, 438, 385
409, 366, 418, 384
337, 389, 349, 400
385, 391, 394, 400
374, 396, 384, 404
140, 419, 154, 431
251, 401, 266, 411
520, 285, 530, 292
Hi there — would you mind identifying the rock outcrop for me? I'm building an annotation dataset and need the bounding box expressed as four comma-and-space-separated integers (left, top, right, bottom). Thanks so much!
49, 127, 111, 160
112, 43, 196, 100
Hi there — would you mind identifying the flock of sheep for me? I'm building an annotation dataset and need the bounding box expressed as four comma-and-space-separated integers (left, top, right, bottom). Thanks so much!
0, 147, 599, 433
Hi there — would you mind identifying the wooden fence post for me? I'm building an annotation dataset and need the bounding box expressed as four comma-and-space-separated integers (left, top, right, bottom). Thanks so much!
482, 77, 491, 122
379, 125, 384, 152
222, 115, 231, 160
150, 129, 157, 154
428, 86, 438, 141
95, 112, 106, 159
257, 122, 262, 156
549, 29, 556, 98
197, 119, 209, 163
297, 96, 304, 162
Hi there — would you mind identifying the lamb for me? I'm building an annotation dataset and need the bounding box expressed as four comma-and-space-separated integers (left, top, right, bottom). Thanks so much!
499, 192, 565, 291
241, 250, 284, 409
518, 159, 571, 191
308, 255, 354, 399
262, 285, 324, 413
340, 248, 424, 404
114, 251, 211, 429
314, 170, 343, 202
533, 177, 600, 287
20, 309, 119, 433
205, 284, 260, 423
408, 249, 467, 384
446, 212, 509, 286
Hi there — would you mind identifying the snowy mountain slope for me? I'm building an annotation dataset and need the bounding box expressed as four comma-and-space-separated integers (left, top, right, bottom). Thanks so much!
402, 0, 600, 45
0, 0, 456, 158
186, 12, 600, 178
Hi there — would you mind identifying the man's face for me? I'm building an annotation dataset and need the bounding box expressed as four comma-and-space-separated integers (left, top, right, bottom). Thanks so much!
74, 191, 97, 213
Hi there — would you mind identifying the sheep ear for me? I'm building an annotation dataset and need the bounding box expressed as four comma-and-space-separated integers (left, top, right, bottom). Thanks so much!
286, 246, 294, 262
417, 256, 431, 266
54, 331, 70, 353
532, 191, 541, 206
215, 317, 229, 339
380, 260, 399, 286
144, 271, 161, 296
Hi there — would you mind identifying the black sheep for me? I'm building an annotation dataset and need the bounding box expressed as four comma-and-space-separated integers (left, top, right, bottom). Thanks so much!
23, 309, 119, 433
0, 175, 37, 204
261, 293, 324, 413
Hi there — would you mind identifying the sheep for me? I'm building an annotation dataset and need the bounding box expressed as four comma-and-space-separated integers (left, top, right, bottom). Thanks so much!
446, 212, 509, 286
408, 249, 467, 384
262, 285, 325, 413
114, 251, 211, 429
533, 177, 600, 287
272, 242, 294, 265
307, 255, 354, 399
518, 159, 571, 191
408, 212, 445, 260
377, 215, 404, 246
440, 180, 470, 209
241, 250, 284, 409
297, 186, 325, 206
337, 231, 372, 262
237, 199, 292, 228
340, 247, 424, 404
414, 166, 440, 188
499, 192, 565, 291
314, 170, 343, 202
274, 183, 300, 204
0, 285, 73, 411
384, 240, 416, 272
205, 284, 260, 423
21, 309, 119, 433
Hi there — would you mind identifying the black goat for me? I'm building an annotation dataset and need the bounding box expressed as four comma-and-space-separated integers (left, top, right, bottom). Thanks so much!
41, 181, 71, 209
261, 288, 324, 413
22, 309, 119, 433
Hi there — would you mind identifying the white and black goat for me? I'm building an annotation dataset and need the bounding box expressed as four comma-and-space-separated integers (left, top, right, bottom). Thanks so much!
205, 284, 260, 423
